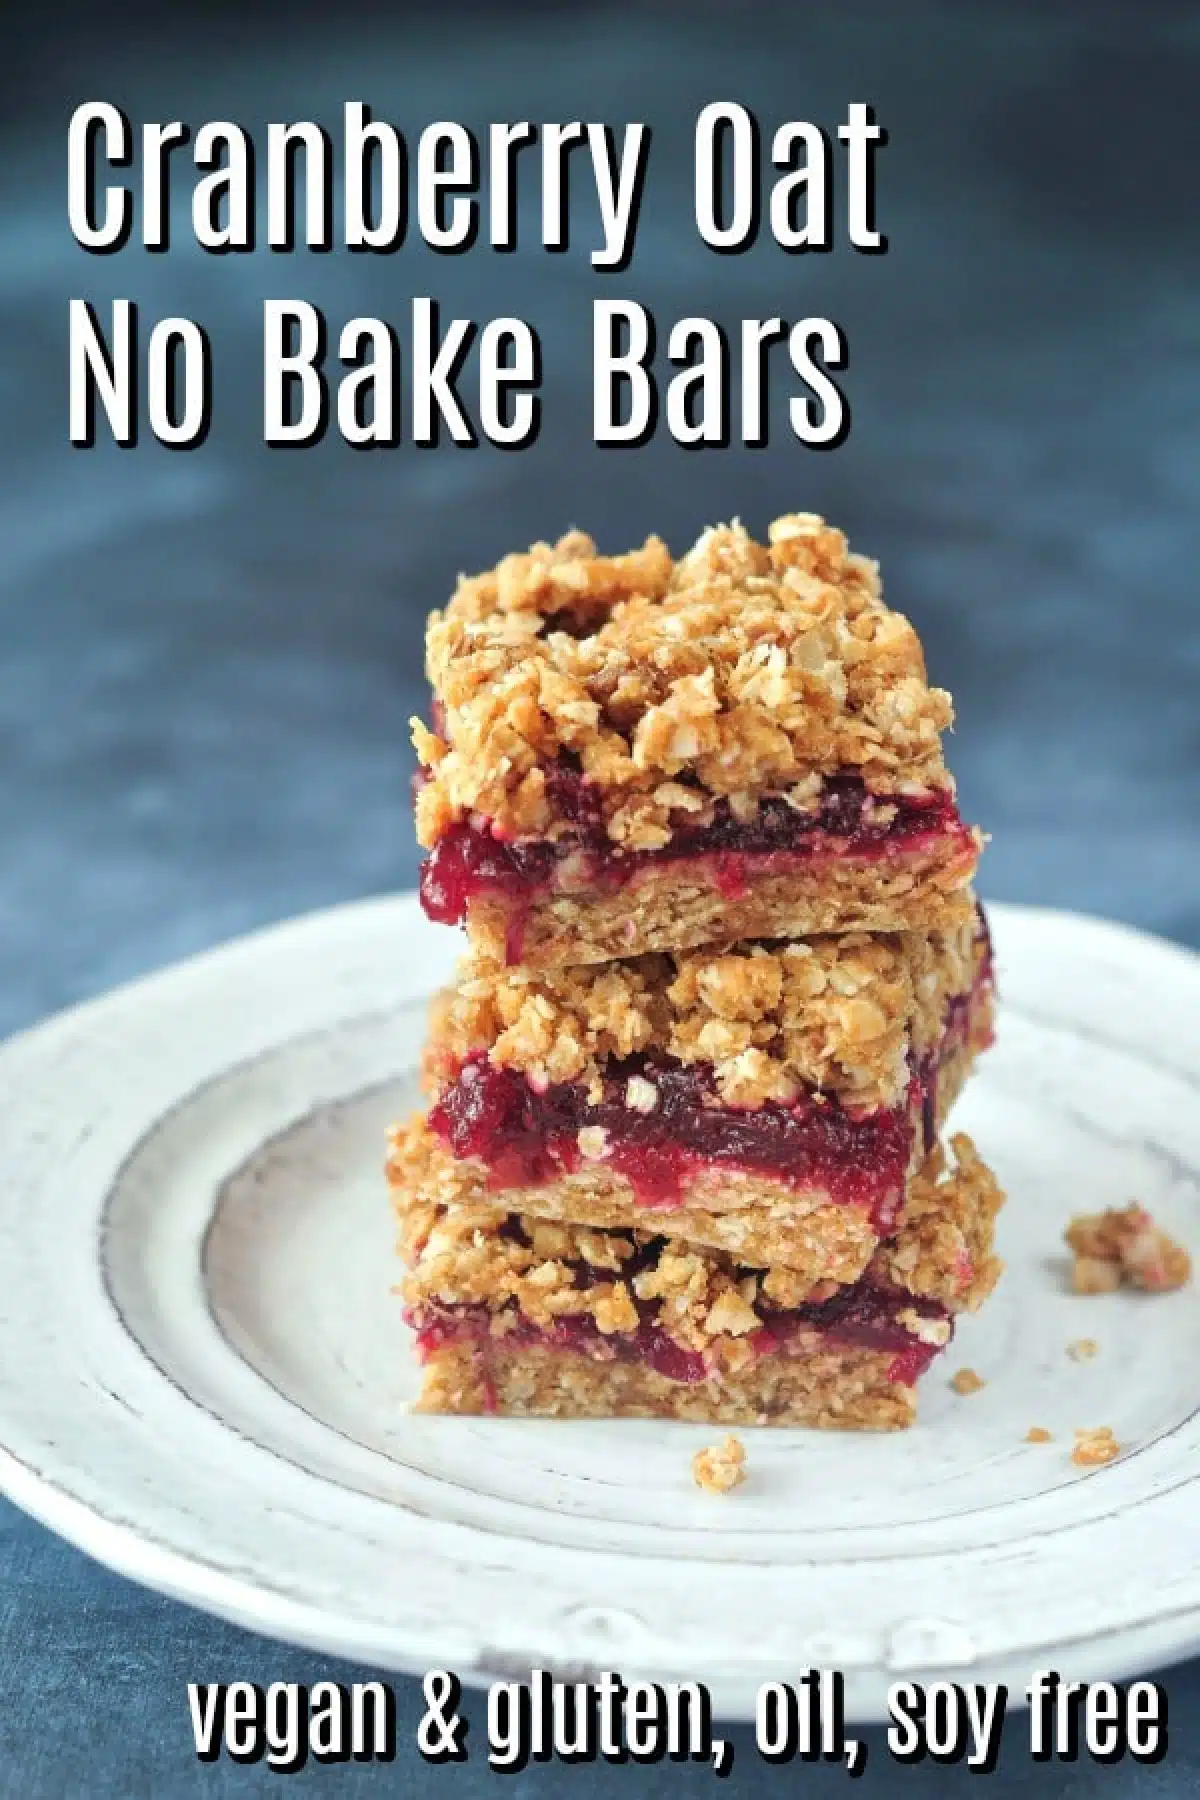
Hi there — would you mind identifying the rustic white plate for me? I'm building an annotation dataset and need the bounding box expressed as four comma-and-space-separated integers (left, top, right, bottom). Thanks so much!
0, 896, 1197, 1720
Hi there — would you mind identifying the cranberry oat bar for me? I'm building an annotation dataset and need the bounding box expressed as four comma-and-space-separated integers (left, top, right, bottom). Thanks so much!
388, 910, 994, 1283
397, 1133, 1004, 1428
414, 515, 982, 967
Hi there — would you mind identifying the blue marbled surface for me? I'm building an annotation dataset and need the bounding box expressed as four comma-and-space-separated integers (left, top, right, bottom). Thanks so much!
1, 2, 1197, 1792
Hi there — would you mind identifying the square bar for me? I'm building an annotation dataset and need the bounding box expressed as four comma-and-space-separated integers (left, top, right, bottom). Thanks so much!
397, 1134, 1004, 1429
388, 910, 994, 1288
414, 515, 981, 968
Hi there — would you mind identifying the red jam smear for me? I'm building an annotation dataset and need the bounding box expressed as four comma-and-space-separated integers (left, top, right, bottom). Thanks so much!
418, 770, 972, 928
427, 1053, 916, 1229
407, 1271, 949, 1389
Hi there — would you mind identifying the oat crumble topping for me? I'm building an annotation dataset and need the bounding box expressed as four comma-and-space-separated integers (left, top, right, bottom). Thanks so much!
950, 1367, 985, 1396
692, 1435, 747, 1494
1066, 1338, 1098, 1362
425, 919, 982, 1110
416, 1339, 919, 1429
399, 1197, 781, 1368
1025, 1427, 1053, 1444
1066, 1205, 1191, 1294
414, 515, 958, 851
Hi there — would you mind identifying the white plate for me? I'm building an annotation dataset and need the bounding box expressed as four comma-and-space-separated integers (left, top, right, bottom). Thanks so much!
0, 897, 1197, 1720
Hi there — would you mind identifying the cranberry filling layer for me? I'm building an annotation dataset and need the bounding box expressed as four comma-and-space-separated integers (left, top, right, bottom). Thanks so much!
419, 769, 973, 928
407, 1265, 950, 1389
429, 1052, 918, 1227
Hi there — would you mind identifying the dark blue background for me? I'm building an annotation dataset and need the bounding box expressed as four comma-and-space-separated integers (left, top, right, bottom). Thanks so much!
2, 1, 1197, 1791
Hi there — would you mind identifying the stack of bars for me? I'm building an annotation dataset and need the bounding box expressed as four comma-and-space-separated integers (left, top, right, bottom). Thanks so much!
390, 513, 1004, 1431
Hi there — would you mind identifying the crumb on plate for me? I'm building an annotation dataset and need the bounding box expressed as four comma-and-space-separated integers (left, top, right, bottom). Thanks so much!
1072, 1426, 1120, 1467
693, 1435, 747, 1494
1025, 1426, 1053, 1443
950, 1367, 986, 1396
1066, 1205, 1190, 1294
1066, 1338, 1099, 1362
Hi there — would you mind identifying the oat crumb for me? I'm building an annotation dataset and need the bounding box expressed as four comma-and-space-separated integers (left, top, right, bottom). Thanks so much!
692, 1435, 747, 1494
1066, 1205, 1191, 1294
1067, 1338, 1099, 1362
950, 1367, 986, 1395
1025, 1427, 1053, 1443
1072, 1426, 1120, 1467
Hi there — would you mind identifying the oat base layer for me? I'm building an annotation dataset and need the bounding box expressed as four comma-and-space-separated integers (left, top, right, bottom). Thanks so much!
395, 1119, 876, 1280
467, 849, 980, 969
413, 1340, 918, 1430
